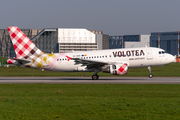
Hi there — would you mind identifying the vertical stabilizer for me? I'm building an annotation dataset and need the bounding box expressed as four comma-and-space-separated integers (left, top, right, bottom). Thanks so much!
7, 26, 44, 59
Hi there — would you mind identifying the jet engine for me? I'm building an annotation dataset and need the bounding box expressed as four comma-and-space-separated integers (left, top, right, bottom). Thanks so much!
102, 63, 128, 75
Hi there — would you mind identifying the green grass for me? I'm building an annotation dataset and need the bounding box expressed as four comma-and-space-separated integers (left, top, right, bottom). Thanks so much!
0, 57, 7, 66
0, 63, 180, 77
0, 84, 180, 120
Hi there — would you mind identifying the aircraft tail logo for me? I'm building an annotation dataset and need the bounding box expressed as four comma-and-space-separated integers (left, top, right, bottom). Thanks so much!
7, 26, 45, 59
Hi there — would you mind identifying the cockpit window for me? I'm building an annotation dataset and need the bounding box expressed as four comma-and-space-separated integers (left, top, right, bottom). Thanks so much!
159, 51, 166, 54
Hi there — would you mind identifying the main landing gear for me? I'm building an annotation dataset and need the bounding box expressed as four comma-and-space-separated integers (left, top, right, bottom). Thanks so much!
92, 74, 99, 80
148, 66, 153, 78
92, 69, 100, 80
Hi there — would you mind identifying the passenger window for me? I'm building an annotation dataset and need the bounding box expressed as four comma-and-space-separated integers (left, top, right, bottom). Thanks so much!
57, 59, 59, 61
140, 53, 144, 55
62, 59, 64, 61
86, 57, 88, 59
97, 56, 99, 58
105, 56, 107, 58
89, 57, 91, 59
100, 56, 101, 58
102, 56, 104, 58
94, 56, 96, 58
110, 55, 111, 57
65, 58, 67, 60
92, 57, 93, 59
60, 59, 61, 61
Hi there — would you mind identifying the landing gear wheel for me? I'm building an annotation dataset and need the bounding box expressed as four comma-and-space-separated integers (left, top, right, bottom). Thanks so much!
92, 75, 99, 80
149, 74, 153, 78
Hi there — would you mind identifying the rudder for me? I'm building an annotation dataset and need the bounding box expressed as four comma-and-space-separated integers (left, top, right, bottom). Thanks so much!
7, 26, 44, 59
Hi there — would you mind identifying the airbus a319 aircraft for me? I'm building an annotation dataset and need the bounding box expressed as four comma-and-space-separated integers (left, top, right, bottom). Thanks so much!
6, 26, 175, 80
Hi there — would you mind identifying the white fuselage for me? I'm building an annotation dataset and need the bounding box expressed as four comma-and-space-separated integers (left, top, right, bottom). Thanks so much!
41, 47, 175, 72
7, 26, 175, 79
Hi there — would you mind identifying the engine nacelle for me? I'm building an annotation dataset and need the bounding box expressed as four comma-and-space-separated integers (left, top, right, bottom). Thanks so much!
102, 63, 128, 75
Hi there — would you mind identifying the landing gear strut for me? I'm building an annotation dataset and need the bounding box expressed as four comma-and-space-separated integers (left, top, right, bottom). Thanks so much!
92, 69, 100, 80
148, 66, 153, 78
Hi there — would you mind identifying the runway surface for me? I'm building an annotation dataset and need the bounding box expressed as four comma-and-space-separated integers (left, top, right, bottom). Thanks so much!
0, 77, 180, 84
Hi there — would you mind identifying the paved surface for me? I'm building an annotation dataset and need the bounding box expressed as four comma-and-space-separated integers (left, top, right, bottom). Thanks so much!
0, 77, 180, 84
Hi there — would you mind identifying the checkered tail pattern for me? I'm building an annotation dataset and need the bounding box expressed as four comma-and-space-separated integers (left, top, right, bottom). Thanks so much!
7, 26, 46, 68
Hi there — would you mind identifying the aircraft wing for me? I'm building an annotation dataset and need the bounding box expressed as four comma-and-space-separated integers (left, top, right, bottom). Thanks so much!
71, 58, 109, 69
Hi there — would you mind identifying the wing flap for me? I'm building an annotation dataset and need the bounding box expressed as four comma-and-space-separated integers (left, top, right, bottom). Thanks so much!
71, 58, 108, 69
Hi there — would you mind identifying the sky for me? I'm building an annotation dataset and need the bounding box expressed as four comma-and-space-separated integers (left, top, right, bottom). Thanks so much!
0, 0, 180, 35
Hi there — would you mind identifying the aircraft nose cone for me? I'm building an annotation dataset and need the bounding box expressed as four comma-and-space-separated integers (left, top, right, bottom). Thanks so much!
169, 54, 176, 62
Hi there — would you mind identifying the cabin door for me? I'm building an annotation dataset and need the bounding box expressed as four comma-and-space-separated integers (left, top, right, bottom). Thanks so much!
146, 49, 153, 60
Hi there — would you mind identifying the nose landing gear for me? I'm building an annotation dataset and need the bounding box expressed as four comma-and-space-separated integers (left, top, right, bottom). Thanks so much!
148, 66, 153, 78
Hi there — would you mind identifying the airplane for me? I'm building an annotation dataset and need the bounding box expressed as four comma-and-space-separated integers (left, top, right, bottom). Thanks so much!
6, 26, 175, 80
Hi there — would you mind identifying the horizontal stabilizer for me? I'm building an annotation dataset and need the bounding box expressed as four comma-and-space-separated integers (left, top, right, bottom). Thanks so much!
7, 58, 31, 65
14, 58, 31, 64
